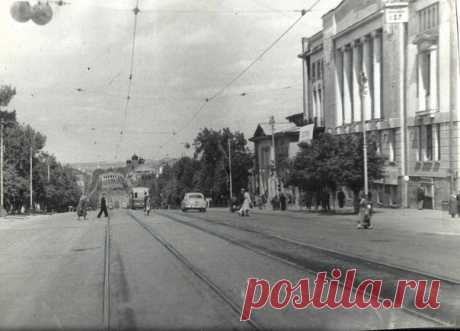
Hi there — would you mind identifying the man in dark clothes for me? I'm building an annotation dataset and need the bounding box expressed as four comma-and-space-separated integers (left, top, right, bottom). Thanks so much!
337, 190, 345, 208
279, 191, 287, 211
416, 185, 425, 210
97, 194, 109, 218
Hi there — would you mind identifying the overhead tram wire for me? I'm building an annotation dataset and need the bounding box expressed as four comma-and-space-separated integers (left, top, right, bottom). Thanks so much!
114, 0, 141, 161
156, 0, 321, 153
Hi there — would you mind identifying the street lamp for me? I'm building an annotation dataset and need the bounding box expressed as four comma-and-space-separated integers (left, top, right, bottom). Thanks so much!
228, 137, 233, 200
29, 131, 35, 212
359, 71, 369, 197
0, 119, 6, 216
269, 115, 276, 173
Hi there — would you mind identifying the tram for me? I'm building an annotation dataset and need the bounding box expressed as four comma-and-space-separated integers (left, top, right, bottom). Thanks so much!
129, 186, 149, 209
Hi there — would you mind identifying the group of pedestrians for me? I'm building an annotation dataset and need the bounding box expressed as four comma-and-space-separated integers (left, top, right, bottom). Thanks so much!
76, 193, 110, 221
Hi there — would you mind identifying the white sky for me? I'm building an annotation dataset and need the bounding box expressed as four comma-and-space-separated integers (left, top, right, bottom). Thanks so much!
0, 0, 340, 163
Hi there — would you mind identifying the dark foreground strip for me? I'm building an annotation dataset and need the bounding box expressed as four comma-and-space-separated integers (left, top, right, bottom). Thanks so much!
103, 218, 111, 331
157, 210, 458, 327
127, 211, 261, 331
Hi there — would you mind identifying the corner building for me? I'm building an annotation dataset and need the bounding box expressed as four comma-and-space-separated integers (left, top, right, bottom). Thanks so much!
299, 0, 460, 209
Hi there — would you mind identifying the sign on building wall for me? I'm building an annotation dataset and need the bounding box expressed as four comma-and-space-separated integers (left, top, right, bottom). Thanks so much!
384, 5, 408, 24
298, 124, 315, 144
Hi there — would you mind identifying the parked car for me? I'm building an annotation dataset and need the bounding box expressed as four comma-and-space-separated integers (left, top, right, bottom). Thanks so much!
181, 193, 207, 212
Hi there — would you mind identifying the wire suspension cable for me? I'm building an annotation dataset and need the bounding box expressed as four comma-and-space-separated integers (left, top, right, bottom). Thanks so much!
157, 0, 320, 154
114, 0, 141, 160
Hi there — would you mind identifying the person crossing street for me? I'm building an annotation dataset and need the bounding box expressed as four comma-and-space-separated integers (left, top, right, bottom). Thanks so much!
238, 189, 251, 216
97, 193, 109, 219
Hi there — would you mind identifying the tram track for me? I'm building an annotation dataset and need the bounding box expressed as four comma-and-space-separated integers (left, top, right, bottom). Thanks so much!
172, 211, 460, 286
127, 211, 262, 331
155, 210, 459, 327
102, 217, 111, 331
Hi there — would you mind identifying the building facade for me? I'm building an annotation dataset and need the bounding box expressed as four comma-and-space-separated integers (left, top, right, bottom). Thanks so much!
249, 118, 301, 201
299, 0, 459, 209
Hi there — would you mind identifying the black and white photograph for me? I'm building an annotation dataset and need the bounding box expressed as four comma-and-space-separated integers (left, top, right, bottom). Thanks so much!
0, 0, 459, 330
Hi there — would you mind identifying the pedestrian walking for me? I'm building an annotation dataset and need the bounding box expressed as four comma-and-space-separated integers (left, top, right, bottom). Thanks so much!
337, 190, 345, 208
357, 193, 373, 229
449, 192, 457, 218
76, 195, 88, 220
456, 191, 460, 217
97, 193, 109, 219
279, 191, 287, 211
416, 185, 425, 210
238, 189, 251, 216
144, 195, 151, 216
143, 192, 149, 213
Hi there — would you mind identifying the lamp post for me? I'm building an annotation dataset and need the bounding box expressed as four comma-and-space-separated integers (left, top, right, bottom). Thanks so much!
29, 131, 35, 212
359, 72, 369, 197
0, 119, 6, 216
269, 115, 276, 173
228, 137, 233, 200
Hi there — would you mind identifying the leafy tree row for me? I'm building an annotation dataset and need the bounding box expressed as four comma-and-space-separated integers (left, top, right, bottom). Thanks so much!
286, 132, 385, 213
1, 85, 82, 213
151, 128, 253, 208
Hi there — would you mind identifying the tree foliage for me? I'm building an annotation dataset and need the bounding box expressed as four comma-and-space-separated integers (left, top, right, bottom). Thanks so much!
0, 85, 81, 213
151, 128, 253, 208
287, 132, 385, 212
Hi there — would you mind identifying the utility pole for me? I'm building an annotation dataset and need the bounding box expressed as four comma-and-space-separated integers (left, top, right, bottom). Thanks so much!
269, 115, 276, 171
29, 132, 34, 212
359, 72, 369, 197
0, 119, 5, 216
228, 138, 233, 200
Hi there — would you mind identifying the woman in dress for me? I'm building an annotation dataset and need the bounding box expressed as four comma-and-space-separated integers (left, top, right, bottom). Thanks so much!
238, 189, 251, 216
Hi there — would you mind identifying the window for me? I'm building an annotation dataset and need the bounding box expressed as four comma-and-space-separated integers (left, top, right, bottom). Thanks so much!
426, 124, 433, 160
311, 63, 316, 81
388, 130, 395, 162
434, 124, 441, 161
418, 3, 439, 32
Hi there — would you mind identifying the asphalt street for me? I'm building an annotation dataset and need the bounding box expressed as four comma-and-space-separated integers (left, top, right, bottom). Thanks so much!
0, 209, 456, 330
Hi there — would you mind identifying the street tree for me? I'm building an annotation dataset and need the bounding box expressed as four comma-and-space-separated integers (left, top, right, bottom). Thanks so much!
288, 133, 384, 213
194, 127, 252, 204
0, 84, 81, 213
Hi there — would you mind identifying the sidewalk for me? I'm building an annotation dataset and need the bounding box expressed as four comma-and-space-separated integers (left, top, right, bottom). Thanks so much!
211, 206, 460, 236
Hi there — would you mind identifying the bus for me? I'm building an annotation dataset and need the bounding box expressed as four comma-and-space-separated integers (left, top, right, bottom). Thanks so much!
129, 187, 149, 209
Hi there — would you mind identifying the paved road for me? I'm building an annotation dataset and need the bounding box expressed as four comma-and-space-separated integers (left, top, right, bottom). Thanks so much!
0, 209, 456, 330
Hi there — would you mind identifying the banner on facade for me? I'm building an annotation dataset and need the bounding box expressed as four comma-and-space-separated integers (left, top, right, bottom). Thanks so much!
298, 124, 315, 144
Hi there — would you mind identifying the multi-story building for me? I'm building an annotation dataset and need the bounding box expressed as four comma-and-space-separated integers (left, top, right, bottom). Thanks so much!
299, 0, 459, 209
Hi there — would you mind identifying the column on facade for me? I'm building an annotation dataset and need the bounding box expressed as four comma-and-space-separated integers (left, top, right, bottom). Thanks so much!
335, 48, 344, 126
362, 34, 372, 121
302, 56, 310, 120
352, 40, 362, 122
343, 45, 353, 124
372, 30, 382, 119
317, 87, 322, 126
312, 88, 317, 120
429, 45, 438, 111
